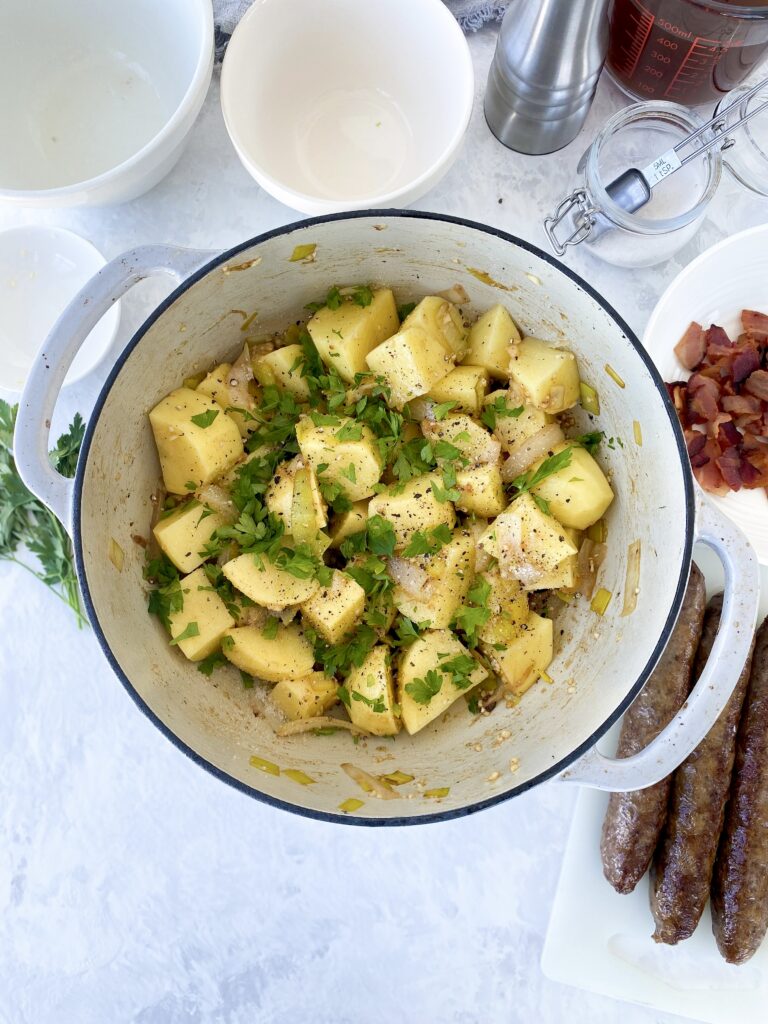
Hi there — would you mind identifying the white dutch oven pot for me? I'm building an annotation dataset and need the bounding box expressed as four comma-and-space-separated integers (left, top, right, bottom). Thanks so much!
14, 213, 759, 824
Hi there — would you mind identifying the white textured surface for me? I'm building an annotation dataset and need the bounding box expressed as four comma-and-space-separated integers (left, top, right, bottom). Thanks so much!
1, 27, 766, 1023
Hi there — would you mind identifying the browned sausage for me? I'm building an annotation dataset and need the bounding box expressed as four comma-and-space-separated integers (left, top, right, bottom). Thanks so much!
711, 616, 768, 964
601, 562, 706, 894
650, 594, 753, 944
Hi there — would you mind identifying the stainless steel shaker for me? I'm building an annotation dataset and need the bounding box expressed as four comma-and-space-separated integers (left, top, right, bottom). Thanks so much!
485, 0, 610, 155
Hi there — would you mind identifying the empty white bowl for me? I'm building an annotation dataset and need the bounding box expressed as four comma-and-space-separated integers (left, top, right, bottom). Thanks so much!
220, 0, 474, 214
0, 226, 120, 392
0, 0, 213, 207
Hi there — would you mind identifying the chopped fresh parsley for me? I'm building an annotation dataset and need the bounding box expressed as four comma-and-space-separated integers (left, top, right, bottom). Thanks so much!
452, 577, 492, 647
404, 669, 443, 705
197, 650, 228, 676
366, 515, 396, 557
401, 522, 453, 558
351, 285, 373, 307
191, 409, 219, 429
170, 621, 199, 646
481, 394, 523, 430
432, 401, 456, 421
573, 430, 604, 455
511, 446, 573, 511
262, 616, 280, 639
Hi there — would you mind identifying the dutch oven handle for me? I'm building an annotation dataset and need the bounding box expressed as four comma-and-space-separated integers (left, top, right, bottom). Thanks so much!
13, 245, 216, 534
560, 490, 759, 791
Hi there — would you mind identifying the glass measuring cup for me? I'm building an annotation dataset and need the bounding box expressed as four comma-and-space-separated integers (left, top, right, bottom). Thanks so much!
607, 0, 768, 105
544, 101, 722, 266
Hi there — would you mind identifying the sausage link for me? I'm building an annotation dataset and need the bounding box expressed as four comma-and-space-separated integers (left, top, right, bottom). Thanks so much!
650, 595, 753, 944
601, 563, 706, 894
711, 616, 768, 964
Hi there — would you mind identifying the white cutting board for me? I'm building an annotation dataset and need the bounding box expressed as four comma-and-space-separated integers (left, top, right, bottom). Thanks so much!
542, 549, 768, 1023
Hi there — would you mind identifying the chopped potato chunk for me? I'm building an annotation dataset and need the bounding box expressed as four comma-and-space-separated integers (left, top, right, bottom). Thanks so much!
368, 473, 456, 550
366, 326, 454, 408
307, 288, 399, 382
168, 567, 235, 661
393, 529, 475, 629
529, 443, 614, 530
428, 364, 489, 415
485, 398, 552, 452
478, 493, 577, 589
398, 630, 487, 735
272, 673, 339, 720
296, 415, 382, 501
253, 344, 310, 401
346, 646, 400, 735
149, 388, 243, 494
301, 570, 366, 644
330, 501, 368, 547
464, 304, 521, 378
223, 623, 314, 681
455, 464, 506, 518
422, 413, 501, 468
483, 611, 553, 695
152, 500, 226, 574
222, 553, 319, 609
509, 337, 580, 413
402, 296, 468, 359
196, 362, 256, 438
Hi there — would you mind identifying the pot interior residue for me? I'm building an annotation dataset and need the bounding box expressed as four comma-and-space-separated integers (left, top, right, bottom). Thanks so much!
75, 214, 692, 822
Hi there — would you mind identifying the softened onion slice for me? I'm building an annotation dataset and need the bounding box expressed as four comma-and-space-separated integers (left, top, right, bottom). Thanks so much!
197, 483, 236, 519
229, 342, 256, 412
276, 717, 371, 738
501, 423, 565, 482
576, 538, 608, 599
388, 556, 433, 597
341, 762, 400, 800
621, 540, 641, 617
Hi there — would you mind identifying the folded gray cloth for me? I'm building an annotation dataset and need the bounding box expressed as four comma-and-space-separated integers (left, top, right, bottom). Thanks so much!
214, 0, 509, 58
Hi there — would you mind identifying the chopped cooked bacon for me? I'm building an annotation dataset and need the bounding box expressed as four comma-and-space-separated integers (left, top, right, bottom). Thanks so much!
745, 369, 768, 402
674, 321, 706, 370
667, 312, 768, 495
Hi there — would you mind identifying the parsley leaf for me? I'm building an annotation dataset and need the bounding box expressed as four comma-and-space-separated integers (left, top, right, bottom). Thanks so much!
351, 285, 374, 307
170, 621, 199, 646
481, 394, 523, 430
262, 616, 279, 639
197, 650, 228, 676
191, 409, 219, 429
432, 401, 457, 421
351, 690, 386, 713
452, 577, 492, 647
439, 652, 481, 690
511, 446, 572, 499
573, 430, 604, 455
401, 523, 453, 558
390, 617, 430, 648
397, 302, 416, 322
366, 515, 396, 557
404, 669, 443, 705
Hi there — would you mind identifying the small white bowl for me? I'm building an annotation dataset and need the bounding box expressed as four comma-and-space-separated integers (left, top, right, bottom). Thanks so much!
220, 0, 474, 214
0, 226, 120, 392
643, 223, 768, 565
0, 0, 213, 207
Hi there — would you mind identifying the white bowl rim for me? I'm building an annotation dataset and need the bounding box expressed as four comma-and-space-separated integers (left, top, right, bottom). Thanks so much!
71, 209, 696, 827
219, 0, 474, 210
0, 224, 121, 392
0, 0, 213, 202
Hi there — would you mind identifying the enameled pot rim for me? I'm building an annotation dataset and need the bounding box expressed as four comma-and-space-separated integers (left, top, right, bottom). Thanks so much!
72, 209, 695, 826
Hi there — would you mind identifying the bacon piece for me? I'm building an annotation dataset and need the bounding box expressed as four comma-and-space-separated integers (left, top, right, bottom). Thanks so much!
717, 447, 743, 491
742, 309, 768, 341
687, 373, 720, 423
732, 345, 761, 384
745, 369, 768, 402
717, 419, 741, 449
722, 394, 762, 416
674, 321, 706, 370
686, 431, 707, 465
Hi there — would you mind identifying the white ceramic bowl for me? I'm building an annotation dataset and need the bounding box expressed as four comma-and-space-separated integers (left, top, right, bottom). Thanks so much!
13, 214, 758, 824
0, 226, 120, 392
643, 223, 768, 566
220, 0, 474, 214
0, 0, 213, 207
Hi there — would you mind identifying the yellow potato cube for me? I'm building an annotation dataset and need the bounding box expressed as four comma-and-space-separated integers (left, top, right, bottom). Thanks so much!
329, 501, 369, 547
168, 567, 236, 661
508, 337, 580, 413
196, 363, 255, 438
422, 413, 501, 467
477, 493, 577, 588
393, 529, 475, 629
484, 397, 552, 452
345, 645, 400, 736
222, 623, 314, 682
366, 326, 454, 408
222, 553, 320, 609
402, 296, 468, 359
149, 387, 243, 495
464, 304, 522, 378
301, 570, 366, 644
428, 364, 489, 415
152, 500, 226, 574
295, 415, 383, 502
253, 344, 311, 401
455, 464, 506, 517
272, 673, 339, 720
527, 555, 577, 592
483, 611, 553, 695
307, 288, 399, 382
368, 473, 456, 550
398, 629, 487, 735
481, 570, 530, 623
530, 443, 614, 530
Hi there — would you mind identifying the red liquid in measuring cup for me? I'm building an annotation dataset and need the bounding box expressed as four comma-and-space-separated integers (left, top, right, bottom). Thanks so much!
607, 0, 768, 104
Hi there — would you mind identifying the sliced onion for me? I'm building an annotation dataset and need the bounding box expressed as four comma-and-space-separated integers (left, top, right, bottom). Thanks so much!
576, 539, 607, 599
438, 283, 469, 305
388, 556, 433, 597
229, 342, 256, 412
197, 483, 237, 520
236, 604, 268, 628
621, 540, 642, 617
341, 762, 400, 800
501, 423, 565, 482
409, 397, 435, 421
276, 717, 371, 738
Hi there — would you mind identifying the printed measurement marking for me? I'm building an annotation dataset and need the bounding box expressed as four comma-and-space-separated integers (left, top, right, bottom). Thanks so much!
624, 3, 656, 78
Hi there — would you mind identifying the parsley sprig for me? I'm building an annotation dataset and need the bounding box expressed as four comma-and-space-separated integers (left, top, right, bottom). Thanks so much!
0, 401, 86, 626
510, 446, 573, 514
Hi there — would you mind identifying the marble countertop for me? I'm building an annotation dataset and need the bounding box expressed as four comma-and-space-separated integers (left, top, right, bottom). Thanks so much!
1, 25, 766, 1024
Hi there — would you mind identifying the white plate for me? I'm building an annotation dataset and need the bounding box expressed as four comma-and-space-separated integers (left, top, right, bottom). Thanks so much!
0, 225, 120, 393
642, 224, 768, 566
542, 549, 768, 1024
